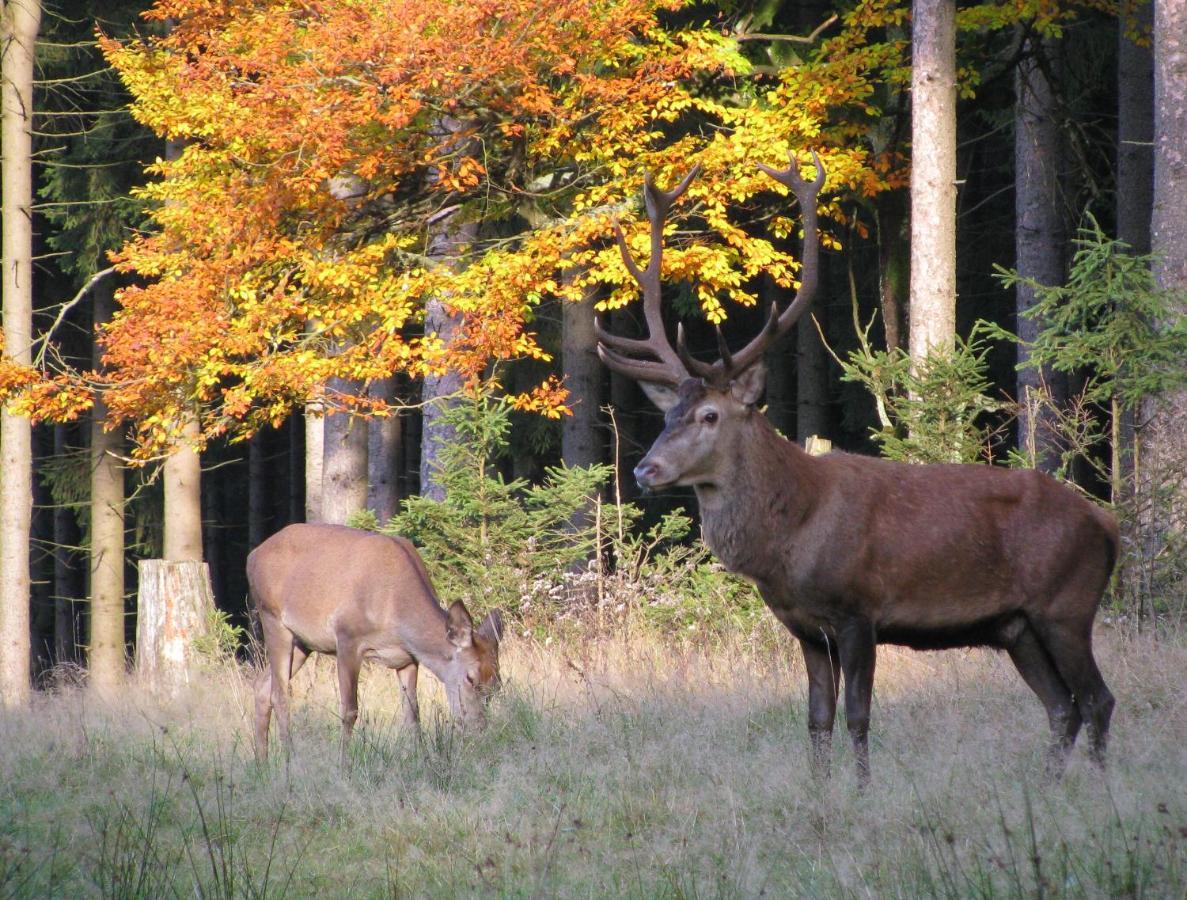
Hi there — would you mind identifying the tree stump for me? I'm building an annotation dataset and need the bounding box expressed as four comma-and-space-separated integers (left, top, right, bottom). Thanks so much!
805, 435, 833, 456
136, 559, 214, 695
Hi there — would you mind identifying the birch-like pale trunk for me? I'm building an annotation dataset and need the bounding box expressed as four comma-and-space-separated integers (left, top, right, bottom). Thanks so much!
88, 280, 127, 692
0, 0, 42, 707
908, 0, 957, 362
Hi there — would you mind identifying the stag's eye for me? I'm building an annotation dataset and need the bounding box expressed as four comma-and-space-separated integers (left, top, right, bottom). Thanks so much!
702, 410, 719, 425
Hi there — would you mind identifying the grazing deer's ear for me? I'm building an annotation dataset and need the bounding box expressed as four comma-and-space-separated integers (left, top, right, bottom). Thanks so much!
446, 600, 475, 648
730, 362, 766, 406
639, 380, 681, 412
478, 609, 505, 644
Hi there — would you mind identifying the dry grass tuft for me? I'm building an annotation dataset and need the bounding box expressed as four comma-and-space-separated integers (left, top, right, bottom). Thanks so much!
1, 625, 1185, 896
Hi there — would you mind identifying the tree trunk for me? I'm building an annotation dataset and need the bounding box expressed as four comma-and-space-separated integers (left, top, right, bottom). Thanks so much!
1114, 0, 1154, 515
759, 278, 794, 438
163, 411, 203, 561
304, 403, 324, 522
0, 0, 42, 707
248, 430, 267, 549
561, 281, 604, 469
1140, 0, 1187, 593
909, 0, 957, 361
135, 559, 214, 696
608, 306, 644, 504
322, 381, 369, 525
1015, 35, 1070, 471
287, 414, 303, 526
89, 279, 126, 693
30, 425, 54, 673
796, 312, 830, 444
1118, 0, 1155, 256
52, 424, 82, 664
420, 218, 476, 501
876, 188, 910, 355
200, 461, 223, 605
367, 377, 402, 522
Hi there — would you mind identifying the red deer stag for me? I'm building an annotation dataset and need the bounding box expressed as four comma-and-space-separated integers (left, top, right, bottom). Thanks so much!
596, 157, 1117, 783
248, 523, 503, 764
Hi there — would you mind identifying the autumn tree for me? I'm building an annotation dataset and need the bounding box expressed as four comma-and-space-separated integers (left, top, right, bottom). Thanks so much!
74, 0, 889, 476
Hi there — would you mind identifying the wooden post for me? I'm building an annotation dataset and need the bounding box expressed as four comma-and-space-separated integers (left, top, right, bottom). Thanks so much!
136, 559, 215, 694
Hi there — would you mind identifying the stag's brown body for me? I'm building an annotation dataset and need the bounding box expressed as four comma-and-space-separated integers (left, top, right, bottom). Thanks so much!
598, 155, 1117, 783
695, 406, 1117, 653
248, 523, 502, 764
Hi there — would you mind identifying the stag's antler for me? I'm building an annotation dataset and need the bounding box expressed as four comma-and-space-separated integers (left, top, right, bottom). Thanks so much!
677, 151, 826, 384
594, 164, 702, 388
597, 152, 825, 389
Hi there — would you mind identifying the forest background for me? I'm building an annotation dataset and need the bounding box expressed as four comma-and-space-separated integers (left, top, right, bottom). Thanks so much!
0, 0, 1185, 713
2, 0, 1187, 895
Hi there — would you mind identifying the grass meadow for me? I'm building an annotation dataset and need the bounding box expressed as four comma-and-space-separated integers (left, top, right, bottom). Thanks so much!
1, 622, 1185, 898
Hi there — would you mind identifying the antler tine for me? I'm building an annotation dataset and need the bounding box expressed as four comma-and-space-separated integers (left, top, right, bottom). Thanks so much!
756, 150, 826, 202
598, 165, 704, 387
596, 343, 683, 387
675, 322, 720, 381
720, 151, 826, 378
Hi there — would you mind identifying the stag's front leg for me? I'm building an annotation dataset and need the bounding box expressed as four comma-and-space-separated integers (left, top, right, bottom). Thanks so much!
837, 619, 877, 787
799, 636, 841, 779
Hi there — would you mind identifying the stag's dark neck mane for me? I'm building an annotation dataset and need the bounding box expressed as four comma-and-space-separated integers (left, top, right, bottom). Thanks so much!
693, 412, 826, 579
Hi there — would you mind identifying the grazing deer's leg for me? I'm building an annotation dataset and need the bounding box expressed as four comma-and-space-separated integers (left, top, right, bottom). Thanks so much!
837, 620, 877, 787
260, 611, 298, 756
1004, 622, 1081, 775
253, 642, 308, 761
336, 642, 363, 767
253, 669, 273, 761
799, 636, 841, 779
1035, 619, 1114, 767
397, 663, 420, 727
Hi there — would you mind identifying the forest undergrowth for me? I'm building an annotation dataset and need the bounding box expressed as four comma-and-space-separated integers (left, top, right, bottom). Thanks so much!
1, 622, 1185, 898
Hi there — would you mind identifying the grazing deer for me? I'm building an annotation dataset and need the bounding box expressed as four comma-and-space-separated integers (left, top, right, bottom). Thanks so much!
247, 523, 503, 764
596, 157, 1117, 783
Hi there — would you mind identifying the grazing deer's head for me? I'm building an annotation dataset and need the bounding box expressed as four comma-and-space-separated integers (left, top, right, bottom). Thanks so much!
445, 601, 504, 723
596, 153, 826, 491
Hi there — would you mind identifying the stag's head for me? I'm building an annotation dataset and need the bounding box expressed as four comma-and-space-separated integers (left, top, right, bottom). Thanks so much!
596, 153, 826, 491
444, 601, 504, 723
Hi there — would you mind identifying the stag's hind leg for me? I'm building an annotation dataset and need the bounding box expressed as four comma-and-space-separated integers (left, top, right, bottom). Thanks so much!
1034, 618, 1114, 767
1003, 620, 1081, 775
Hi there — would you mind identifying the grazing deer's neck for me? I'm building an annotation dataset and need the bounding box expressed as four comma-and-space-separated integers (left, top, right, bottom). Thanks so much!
695, 414, 823, 578
389, 599, 456, 679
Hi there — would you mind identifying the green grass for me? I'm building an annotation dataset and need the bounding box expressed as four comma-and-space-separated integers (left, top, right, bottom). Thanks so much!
2, 626, 1185, 897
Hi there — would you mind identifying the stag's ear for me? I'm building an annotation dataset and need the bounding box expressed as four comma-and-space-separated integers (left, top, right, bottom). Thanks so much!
446, 600, 475, 649
477, 609, 505, 645
639, 380, 681, 411
730, 362, 766, 406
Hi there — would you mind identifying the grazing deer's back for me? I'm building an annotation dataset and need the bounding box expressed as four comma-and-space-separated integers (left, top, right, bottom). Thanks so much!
247, 524, 439, 651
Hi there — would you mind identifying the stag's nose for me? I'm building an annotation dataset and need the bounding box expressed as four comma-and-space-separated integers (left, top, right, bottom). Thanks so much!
634, 461, 660, 490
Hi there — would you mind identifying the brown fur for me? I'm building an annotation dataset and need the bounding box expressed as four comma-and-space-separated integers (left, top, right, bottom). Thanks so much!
247, 523, 502, 764
635, 377, 1117, 782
